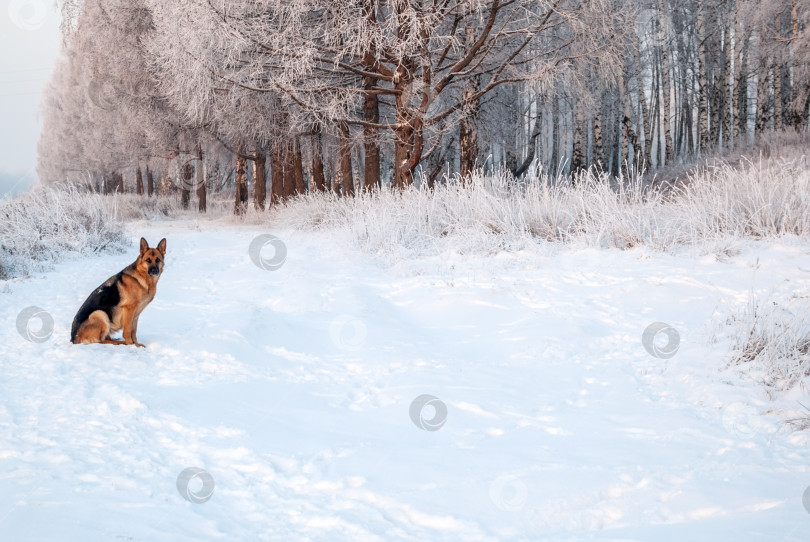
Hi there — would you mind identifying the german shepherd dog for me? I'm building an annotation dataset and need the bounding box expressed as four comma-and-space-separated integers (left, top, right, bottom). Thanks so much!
71, 238, 166, 346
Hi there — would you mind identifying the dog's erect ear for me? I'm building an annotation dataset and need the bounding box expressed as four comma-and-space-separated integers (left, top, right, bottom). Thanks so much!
140, 237, 149, 254
157, 238, 167, 255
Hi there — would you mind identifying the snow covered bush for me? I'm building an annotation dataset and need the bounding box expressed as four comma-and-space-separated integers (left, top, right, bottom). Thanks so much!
271, 150, 810, 262
0, 185, 128, 279
726, 293, 810, 394
100, 192, 230, 221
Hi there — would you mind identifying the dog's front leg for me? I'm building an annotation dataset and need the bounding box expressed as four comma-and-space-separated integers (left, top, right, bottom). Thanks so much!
121, 307, 144, 347
131, 312, 145, 348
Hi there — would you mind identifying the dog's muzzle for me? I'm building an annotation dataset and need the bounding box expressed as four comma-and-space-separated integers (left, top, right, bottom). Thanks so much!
148, 266, 160, 276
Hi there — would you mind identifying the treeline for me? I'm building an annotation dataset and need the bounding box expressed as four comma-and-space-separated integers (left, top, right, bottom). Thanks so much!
38, 0, 809, 214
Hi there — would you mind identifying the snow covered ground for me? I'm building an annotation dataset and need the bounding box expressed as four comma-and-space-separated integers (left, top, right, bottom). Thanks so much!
2, 220, 810, 541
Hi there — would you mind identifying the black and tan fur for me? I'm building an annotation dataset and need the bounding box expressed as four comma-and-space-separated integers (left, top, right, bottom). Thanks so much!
71, 238, 166, 346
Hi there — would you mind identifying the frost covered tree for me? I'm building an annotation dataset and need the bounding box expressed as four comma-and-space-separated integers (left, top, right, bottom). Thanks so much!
37, 0, 810, 202
41, 0, 210, 209
144, 0, 628, 187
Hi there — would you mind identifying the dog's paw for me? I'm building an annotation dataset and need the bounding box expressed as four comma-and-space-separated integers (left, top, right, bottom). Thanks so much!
135, 342, 146, 348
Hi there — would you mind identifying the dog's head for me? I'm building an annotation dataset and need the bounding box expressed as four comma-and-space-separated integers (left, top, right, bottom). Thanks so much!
137, 237, 166, 278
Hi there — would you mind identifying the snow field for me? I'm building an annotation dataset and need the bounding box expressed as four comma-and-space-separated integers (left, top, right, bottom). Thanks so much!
2, 222, 810, 540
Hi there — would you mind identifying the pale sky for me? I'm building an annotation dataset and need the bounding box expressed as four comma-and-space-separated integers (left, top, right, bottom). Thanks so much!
0, 0, 62, 196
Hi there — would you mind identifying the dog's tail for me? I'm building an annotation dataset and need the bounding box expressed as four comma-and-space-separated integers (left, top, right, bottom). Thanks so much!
70, 316, 80, 343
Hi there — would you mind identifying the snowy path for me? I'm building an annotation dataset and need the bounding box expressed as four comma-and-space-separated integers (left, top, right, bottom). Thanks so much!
2, 222, 810, 541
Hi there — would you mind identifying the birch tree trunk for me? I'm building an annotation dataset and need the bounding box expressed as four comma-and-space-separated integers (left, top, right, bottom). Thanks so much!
571, 98, 585, 175
756, 53, 770, 133
722, 7, 733, 146
656, 0, 674, 163
593, 92, 604, 169
790, 0, 800, 127
550, 95, 559, 175
504, 85, 519, 173
774, 62, 783, 130
633, 41, 652, 168
513, 95, 541, 178
697, 0, 710, 152
622, 66, 639, 176
734, 27, 749, 143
